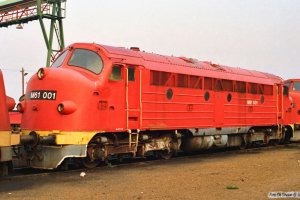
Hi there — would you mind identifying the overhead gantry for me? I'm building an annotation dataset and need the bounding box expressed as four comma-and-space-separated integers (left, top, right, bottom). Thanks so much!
0, 0, 66, 66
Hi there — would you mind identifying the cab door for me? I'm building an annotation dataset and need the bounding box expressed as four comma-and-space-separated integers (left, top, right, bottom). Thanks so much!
214, 79, 224, 126
126, 66, 142, 130
283, 81, 293, 125
214, 92, 224, 126
276, 84, 283, 124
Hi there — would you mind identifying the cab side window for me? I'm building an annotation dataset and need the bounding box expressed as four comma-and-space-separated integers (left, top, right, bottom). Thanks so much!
293, 82, 300, 91
128, 67, 135, 81
110, 65, 122, 81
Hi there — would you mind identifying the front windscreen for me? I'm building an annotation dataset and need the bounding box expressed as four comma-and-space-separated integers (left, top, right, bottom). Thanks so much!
68, 49, 104, 74
51, 50, 69, 68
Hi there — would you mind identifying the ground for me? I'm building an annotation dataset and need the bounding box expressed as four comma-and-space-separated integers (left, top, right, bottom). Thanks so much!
0, 144, 299, 200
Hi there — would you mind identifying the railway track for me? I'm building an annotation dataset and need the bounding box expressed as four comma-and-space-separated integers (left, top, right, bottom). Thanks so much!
2, 142, 300, 180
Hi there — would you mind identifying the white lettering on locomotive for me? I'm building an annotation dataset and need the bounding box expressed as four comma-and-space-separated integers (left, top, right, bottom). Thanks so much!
30, 91, 56, 100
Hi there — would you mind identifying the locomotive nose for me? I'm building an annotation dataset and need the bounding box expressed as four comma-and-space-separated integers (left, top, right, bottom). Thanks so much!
22, 66, 101, 132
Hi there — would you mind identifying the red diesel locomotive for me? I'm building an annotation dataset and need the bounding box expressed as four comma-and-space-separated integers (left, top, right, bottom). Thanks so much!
17, 43, 300, 169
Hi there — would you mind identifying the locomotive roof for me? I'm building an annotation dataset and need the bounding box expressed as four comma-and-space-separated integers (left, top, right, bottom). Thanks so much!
73, 43, 283, 85
285, 79, 300, 82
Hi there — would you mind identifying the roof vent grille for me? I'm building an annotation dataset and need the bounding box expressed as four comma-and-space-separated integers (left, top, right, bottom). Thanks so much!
203, 61, 225, 71
130, 47, 140, 51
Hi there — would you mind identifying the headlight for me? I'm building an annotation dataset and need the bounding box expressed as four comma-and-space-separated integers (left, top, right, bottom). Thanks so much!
17, 102, 25, 113
57, 103, 64, 113
37, 68, 45, 80
57, 101, 77, 115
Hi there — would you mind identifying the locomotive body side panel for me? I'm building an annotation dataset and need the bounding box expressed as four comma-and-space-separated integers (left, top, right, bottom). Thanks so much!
140, 68, 279, 130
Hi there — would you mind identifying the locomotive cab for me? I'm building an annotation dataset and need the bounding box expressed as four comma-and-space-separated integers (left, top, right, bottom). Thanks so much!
284, 79, 300, 141
19, 43, 145, 169
18, 44, 108, 169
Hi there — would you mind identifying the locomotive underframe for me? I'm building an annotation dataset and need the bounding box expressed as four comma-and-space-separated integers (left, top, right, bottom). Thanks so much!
15, 125, 287, 169
0, 146, 12, 162
0, 147, 12, 176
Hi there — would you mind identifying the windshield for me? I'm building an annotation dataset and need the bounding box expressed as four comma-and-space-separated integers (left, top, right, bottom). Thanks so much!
68, 49, 103, 74
51, 50, 69, 68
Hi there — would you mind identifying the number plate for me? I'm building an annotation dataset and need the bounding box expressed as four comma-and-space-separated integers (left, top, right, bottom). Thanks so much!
28, 90, 57, 100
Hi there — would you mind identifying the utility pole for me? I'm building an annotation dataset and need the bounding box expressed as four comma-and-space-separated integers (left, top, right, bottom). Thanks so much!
20, 67, 28, 96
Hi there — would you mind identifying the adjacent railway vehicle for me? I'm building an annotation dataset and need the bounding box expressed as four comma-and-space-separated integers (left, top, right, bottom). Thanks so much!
16, 43, 300, 169
283, 79, 300, 141
7, 95, 21, 131
0, 70, 19, 175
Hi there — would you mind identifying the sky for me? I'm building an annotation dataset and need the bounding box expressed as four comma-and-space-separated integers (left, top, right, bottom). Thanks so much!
0, 0, 299, 101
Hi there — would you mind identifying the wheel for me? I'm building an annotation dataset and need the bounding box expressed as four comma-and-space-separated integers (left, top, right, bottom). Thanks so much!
239, 135, 248, 150
239, 141, 247, 150
82, 157, 101, 169
82, 143, 102, 169
0, 162, 9, 176
270, 140, 279, 146
283, 132, 291, 144
157, 150, 174, 160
